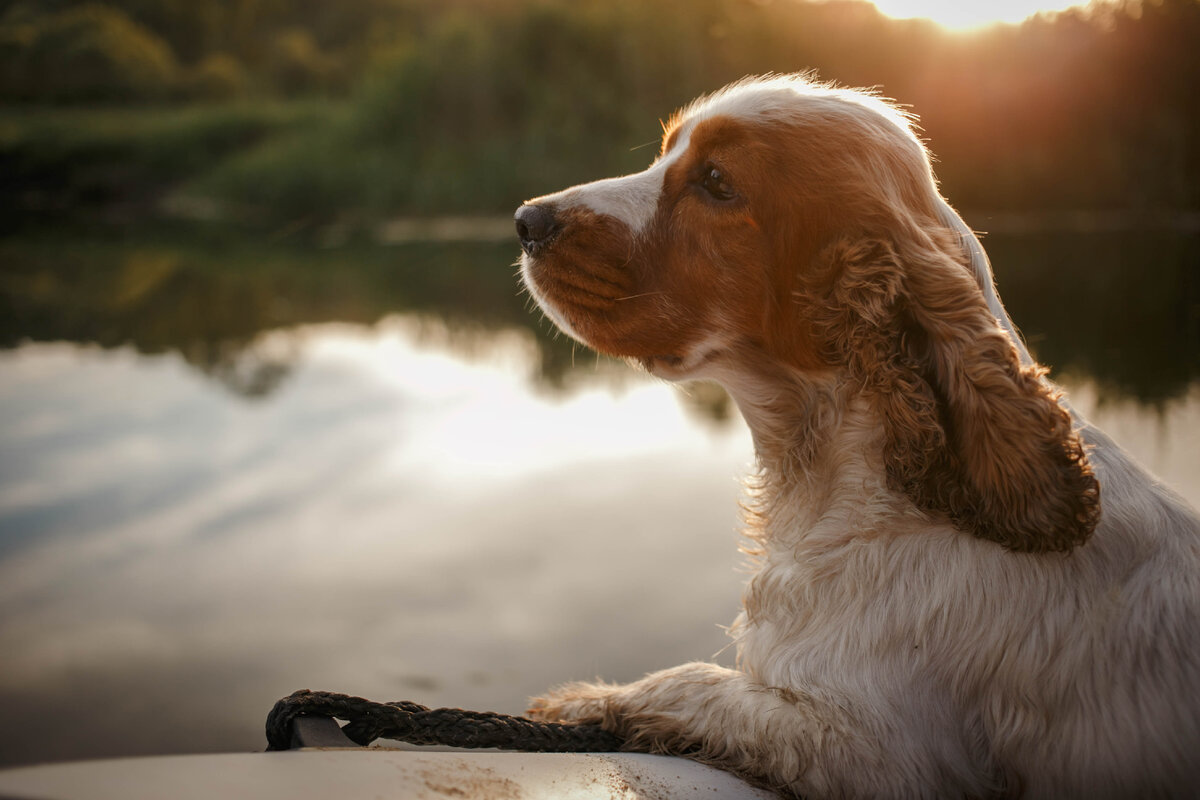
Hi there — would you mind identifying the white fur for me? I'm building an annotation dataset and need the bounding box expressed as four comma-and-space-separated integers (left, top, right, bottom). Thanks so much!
525, 126, 693, 235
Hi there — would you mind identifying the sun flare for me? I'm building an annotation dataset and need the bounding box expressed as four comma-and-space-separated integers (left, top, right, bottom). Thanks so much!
870, 1, 1092, 31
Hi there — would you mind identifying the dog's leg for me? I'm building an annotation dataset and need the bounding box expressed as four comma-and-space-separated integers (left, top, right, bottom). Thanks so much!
529, 661, 999, 798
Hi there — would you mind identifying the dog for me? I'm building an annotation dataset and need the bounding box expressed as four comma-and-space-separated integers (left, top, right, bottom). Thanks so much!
513, 74, 1200, 798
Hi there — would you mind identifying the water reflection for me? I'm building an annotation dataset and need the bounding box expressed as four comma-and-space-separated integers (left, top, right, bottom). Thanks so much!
0, 222, 1197, 767
980, 227, 1200, 404
0, 323, 755, 766
0, 221, 587, 396
2, 221, 1197, 404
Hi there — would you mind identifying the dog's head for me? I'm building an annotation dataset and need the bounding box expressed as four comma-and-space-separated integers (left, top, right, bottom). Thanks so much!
516, 74, 1099, 552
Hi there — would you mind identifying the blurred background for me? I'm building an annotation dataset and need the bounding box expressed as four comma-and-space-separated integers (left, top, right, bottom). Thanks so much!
1, 0, 1197, 768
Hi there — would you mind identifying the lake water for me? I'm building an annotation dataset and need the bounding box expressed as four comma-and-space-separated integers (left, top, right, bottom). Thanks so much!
0, 221, 1197, 766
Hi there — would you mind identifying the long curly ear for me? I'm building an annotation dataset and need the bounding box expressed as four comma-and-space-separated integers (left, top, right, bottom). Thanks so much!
816, 232, 1100, 552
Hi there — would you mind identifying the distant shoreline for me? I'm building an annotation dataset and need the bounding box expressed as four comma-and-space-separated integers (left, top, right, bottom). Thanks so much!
966, 209, 1200, 236
368, 210, 1200, 244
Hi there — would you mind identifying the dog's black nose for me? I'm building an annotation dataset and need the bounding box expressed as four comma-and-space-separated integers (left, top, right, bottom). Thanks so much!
515, 203, 559, 255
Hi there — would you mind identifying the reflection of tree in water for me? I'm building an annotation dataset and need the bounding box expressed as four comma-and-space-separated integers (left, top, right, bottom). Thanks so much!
983, 227, 1200, 407
1, 221, 1197, 409
0, 225, 529, 397
181, 339, 294, 399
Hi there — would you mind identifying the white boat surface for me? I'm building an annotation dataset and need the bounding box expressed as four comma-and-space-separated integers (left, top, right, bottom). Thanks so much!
0, 748, 776, 799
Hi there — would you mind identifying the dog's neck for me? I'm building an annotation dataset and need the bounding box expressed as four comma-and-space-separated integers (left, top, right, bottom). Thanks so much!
719, 360, 912, 553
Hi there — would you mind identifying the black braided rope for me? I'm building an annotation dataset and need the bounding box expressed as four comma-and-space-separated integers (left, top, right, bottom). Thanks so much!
265, 689, 624, 753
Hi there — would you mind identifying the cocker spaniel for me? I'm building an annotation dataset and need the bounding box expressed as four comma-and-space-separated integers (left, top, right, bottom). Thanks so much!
513, 74, 1200, 798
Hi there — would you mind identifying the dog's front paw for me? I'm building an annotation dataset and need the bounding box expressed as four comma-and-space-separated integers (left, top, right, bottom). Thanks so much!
527, 680, 618, 726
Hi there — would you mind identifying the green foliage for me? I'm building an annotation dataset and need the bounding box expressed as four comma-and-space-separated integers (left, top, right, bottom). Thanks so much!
348, 4, 647, 209
0, 101, 327, 213
182, 109, 377, 224
186, 52, 248, 101
196, 0, 1200, 219
194, 2, 674, 219
1, 3, 179, 101
263, 27, 345, 97
1, 0, 1198, 221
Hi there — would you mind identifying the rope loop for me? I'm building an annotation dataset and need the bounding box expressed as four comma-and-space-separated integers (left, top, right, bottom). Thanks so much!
265, 689, 624, 753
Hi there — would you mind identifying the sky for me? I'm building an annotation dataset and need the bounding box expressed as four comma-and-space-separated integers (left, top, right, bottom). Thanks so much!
870, 0, 1094, 30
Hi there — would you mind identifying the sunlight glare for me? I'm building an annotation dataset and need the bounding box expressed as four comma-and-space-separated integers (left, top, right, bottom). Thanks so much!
870, 1, 1090, 30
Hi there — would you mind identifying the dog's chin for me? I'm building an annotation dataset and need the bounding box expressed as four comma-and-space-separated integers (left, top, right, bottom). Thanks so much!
521, 267, 725, 382
520, 262, 589, 346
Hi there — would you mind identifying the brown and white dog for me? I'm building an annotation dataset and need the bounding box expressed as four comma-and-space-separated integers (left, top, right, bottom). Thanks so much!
514, 74, 1200, 798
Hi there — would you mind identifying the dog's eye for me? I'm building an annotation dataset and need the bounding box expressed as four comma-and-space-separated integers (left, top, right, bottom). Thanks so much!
700, 166, 736, 202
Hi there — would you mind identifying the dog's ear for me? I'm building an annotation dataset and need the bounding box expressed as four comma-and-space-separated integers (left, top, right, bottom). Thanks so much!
814, 231, 1100, 552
